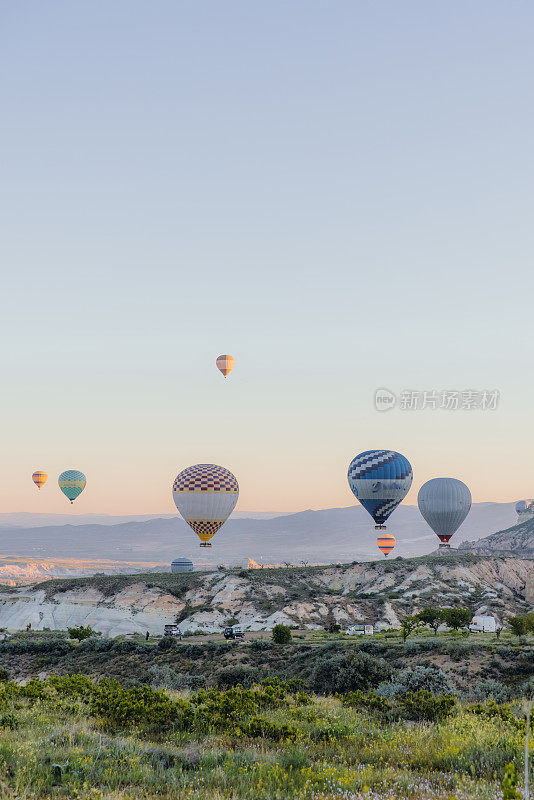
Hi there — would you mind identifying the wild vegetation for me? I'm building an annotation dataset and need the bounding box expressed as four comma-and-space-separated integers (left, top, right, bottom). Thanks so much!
0, 623, 531, 797
0, 668, 531, 799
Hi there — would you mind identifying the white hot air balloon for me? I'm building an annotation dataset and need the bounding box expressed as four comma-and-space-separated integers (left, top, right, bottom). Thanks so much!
515, 499, 534, 520
172, 464, 239, 547
417, 478, 471, 549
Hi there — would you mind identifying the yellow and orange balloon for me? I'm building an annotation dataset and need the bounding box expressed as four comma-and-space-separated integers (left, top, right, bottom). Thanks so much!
216, 354, 235, 377
32, 471, 48, 490
377, 532, 396, 557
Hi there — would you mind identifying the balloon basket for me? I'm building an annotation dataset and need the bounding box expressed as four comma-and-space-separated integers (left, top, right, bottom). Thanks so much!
199, 543, 212, 548
375, 525, 387, 530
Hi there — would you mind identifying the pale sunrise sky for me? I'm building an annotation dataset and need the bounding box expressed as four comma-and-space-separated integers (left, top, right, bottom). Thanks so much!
1, 2, 533, 514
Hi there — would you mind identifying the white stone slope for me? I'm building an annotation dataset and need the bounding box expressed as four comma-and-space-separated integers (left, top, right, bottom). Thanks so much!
0, 557, 530, 637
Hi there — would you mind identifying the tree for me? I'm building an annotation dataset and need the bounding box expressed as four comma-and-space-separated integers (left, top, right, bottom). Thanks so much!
272, 624, 292, 644
508, 615, 529, 639
441, 608, 472, 631
324, 610, 341, 634
400, 615, 420, 642
67, 625, 95, 642
417, 607, 443, 635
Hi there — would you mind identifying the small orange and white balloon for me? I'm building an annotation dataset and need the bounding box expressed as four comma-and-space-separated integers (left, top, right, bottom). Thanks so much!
216, 354, 235, 377
32, 471, 48, 490
377, 532, 396, 557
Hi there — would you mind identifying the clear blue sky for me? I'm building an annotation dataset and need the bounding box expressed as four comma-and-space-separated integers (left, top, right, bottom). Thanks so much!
1, 1, 533, 513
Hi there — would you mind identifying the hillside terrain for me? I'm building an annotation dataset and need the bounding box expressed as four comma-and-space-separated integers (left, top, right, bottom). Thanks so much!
460, 515, 534, 557
0, 554, 530, 637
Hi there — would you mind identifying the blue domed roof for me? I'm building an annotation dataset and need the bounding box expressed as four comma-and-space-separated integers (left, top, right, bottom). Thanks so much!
171, 557, 194, 573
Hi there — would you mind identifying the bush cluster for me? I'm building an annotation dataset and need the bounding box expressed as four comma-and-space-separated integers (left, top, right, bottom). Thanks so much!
310, 650, 390, 695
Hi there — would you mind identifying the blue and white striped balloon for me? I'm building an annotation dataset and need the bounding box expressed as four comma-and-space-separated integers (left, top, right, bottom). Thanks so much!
347, 450, 413, 528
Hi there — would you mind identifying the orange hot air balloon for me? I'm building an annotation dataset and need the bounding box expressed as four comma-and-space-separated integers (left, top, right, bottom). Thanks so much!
377, 532, 396, 557
216, 354, 235, 377
32, 471, 48, 490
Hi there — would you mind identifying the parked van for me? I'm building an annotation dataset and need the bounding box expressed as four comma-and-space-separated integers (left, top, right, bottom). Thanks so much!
164, 624, 181, 637
346, 624, 374, 636
469, 615, 497, 633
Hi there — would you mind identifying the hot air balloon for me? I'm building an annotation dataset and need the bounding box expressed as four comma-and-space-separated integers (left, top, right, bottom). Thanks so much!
348, 450, 413, 529
58, 470, 86, 504
417, 478, 471, 549
377, 532, 396, 557
32, 471, 48, 490
516, 499, 534, 515
216, 355, 235, 377
172, 464, 239, 547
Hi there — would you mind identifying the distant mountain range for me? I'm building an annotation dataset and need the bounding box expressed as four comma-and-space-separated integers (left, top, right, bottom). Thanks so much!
0, 503, 519, 569
0, 511, 284, 528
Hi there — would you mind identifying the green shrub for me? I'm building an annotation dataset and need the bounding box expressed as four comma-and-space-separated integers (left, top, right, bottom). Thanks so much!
469, 679, 514, 703
398, 690, 456, 722
501, 762, 521, 799
242, 715, 297, 740
67, 625, 95, 642
90, 678, 192, 733
144, 665, 206, 690
0, 712, 19, 730
508, 615, 530, 638
311, 651, 390, 695
48, 674, 94, 698
272, 624, 292, 644
216, 666, 261, 688
0, 638, 71, 655
249, 639, 271, 651
339, 689, 391, 713
377, 665, 451, 698
157, 635, 175, 650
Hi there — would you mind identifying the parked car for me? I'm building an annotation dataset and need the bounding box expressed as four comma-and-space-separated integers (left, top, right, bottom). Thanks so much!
469, 615, 497, 633
346, 624, 374, 636
223, 625, 245, 640
164, 624, 181, 637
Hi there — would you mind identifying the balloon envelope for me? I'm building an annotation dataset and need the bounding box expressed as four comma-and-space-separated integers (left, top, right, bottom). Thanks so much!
417, 478, 471, 545
347, 450, 413, 527
172, 464, 239, 547
58, 470, 86, 504
377, 532, 396, 557
516, 499, 534, 515
32, 471, 48, 490
216, 355, 235, 377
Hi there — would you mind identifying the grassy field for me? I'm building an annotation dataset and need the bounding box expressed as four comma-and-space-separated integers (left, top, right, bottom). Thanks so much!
0, 628, 531, 798
0, 673, 531, 799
